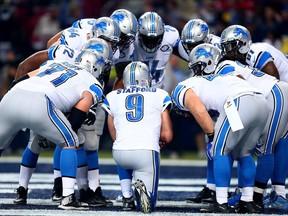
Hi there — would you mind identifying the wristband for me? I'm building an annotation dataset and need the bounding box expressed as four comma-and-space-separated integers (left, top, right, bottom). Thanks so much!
207, 132, 214, 142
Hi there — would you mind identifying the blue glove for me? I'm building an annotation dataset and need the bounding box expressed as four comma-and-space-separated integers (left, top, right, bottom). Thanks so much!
206, 142, 213, 160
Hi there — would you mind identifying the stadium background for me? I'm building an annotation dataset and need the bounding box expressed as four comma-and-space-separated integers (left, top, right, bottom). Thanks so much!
0, 0, 287, 156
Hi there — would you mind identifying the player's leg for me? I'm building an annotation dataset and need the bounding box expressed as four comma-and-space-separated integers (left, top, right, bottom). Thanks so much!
32, 96, 88, 210
266, 137, 288, 210
133, 150, 160, 213
80, 105, 112, 207
14, 132, 42, 204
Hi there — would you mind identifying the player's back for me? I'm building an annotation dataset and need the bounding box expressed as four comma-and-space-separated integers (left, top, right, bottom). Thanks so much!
178, 75, 259, 112
16, 60, 101, 113
216, 60, 277, 97
72, 18, 97, 32
247, 42, 288, 82
60, 27, 89, 51
104, 86, 171, 152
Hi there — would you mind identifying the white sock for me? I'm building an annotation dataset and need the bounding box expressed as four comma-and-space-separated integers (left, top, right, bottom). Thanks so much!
19, 166, 35, 189
53, 169, 61, 179
216, 187, 228, 204
206, 183, 216, 191
241, 187, 253, 202
62, 177, 76, 197
88, 169, 99, 191
120, 179, 133, 198
76, 166, 88, 190
274, 185, 286, 199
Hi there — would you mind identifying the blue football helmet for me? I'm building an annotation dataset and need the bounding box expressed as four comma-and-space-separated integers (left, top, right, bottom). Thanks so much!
111, 9, 138, 51
188, 43, 221, 76
220, 25, 252, 55
75, 49, 106, 78
123, 61, 151, 88
92, 17, 121, 53
181, 19, 210, 53
137, 12, 165, 53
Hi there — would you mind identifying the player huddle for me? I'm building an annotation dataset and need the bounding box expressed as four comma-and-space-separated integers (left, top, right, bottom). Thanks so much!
0, 8, 287, 214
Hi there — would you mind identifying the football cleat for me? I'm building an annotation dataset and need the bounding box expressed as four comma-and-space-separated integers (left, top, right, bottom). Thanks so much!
116, 194, 123, 203
186, 186, 216, 203
52, 177, 62, 202
14, 186, 28, 205
79, 187, 113, 207
58, 193, 89, 210
265, 194, 288, 211
235, 200, 264, 213
200, 201, 235, 213
134, 179, 152, 213
122, 196, 136, 211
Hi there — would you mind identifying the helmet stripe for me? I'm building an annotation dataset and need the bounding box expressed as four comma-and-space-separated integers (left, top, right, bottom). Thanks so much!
151, 12, 155, 34
188, 20, 194, 40
130, 62, 137, 85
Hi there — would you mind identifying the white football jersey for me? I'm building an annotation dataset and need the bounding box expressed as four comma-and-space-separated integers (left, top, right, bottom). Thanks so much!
172, 74, 259, 112
207, 34, 222, 51
60, 27, 89, 51
47, 44, 79, 63
246, 42, 288, 82
102, 86, 172, 152
72, 18, 97, 32
15, 60, 103, 113
216, 60, 277, 97
114, 43, 134, 64
133, 25, 181, 88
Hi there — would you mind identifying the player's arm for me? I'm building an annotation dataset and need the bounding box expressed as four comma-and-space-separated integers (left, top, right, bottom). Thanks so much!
160, 108, 173, 143
184, 88, 214, 134
47, 30, 63, 48
261, 61, 280, 79
68, 91, 93, 133
16, 50, 48, 79
113, 61, 130, 90
107, 114, 116, 141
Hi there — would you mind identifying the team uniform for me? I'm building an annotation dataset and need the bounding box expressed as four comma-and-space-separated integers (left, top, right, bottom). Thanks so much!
217, 60, 288, 210
0, 60, 103, 209
246, 42, 288, 83
207, 34, 222, 51
60, 27, 90, 51
102, 85, 172, 212
172, 74, 269, 212
235, 40, 288, 208
72, 18, 97, 31
133, 25, 186, 90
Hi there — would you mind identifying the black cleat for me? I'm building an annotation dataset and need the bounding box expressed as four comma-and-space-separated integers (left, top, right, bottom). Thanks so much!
235, 200, 264, 213
122, 196, 136, 211
201, 202, 235, 213
134, 179, 152, 213
94, 187, 113, 207
14, 186, 28, 205
58, 193, 89, 210
52, 177, 62, 202
79, 187, 113, 207
186, 186, 216, 203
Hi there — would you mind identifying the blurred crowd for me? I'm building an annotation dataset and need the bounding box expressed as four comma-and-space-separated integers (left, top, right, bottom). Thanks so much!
1, 0, 288, 155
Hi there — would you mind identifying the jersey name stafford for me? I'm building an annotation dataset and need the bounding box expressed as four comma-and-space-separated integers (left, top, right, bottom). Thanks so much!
117, 86, 157, 94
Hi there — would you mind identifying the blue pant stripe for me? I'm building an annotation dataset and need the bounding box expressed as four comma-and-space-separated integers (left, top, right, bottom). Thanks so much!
46, 97, 75, 147
265, 85, 283, 154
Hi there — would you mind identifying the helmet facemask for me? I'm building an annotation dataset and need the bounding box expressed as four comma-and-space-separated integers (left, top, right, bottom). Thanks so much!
188, 61, 207, 76
139, 33, 163, 53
